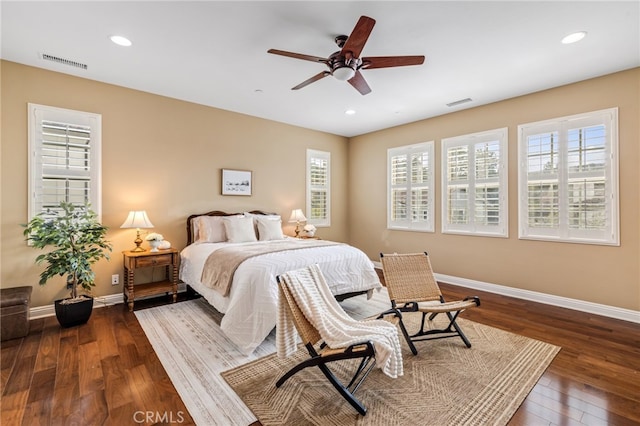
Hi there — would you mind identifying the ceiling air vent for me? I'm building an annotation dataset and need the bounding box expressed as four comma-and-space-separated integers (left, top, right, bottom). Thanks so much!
446, 98, 472, 108
40, 53, 88, 70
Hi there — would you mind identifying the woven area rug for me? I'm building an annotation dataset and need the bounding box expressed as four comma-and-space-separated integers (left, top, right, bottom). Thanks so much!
222, 313, 560, 426
136, 291, 559, 426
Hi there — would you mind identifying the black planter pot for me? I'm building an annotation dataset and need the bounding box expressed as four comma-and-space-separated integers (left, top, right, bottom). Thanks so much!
54, 295, 93, 328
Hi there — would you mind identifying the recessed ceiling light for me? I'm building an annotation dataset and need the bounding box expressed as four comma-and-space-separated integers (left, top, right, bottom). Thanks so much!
110, 35, 132, 47
561, 31, 587, 44
345, 109, 356, 115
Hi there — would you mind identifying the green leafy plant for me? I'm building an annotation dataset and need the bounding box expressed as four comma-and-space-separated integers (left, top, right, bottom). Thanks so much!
23, 202, 112, 302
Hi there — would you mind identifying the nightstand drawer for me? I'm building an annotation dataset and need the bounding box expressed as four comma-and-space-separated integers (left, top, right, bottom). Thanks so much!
135, 254, 173, 268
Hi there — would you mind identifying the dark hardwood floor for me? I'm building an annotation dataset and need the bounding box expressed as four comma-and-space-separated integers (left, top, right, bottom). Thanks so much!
440, 284, 640, 426
1, 285, 639, 425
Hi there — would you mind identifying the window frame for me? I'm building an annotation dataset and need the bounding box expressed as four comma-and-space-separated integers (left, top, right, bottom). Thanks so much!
517, 107, 619, 246
28, 103, 102, 221
387, 141, 435, 232
306, 149, 330, 227
441, 127, 509, 237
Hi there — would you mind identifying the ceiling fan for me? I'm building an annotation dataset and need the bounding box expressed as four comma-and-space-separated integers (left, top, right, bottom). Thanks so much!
267, 15, 425, 95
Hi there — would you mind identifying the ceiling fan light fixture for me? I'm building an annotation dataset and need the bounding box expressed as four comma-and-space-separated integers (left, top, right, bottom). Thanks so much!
333, 66, 356, 81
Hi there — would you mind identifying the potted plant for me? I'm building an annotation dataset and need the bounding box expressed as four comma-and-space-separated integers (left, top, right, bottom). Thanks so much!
23, 202, 112, 327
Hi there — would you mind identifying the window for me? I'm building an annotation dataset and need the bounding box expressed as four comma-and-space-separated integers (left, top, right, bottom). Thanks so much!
387, 142, 434, 232
441, 128, 508, 237
306, 149, 330, 227
28, 104, 102, 220
518, 108, 619, 245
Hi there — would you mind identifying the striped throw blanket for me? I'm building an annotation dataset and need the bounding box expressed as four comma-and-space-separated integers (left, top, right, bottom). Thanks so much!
277, 264, 403, 378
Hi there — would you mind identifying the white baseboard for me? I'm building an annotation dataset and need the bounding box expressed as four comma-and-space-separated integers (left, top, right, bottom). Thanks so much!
32, 276, 638, 325
372, 262, 639, 324
29, 283, 188, 319
29, 293, 124, 319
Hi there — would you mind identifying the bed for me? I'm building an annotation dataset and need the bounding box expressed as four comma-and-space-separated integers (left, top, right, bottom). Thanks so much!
179, 210, 382, 354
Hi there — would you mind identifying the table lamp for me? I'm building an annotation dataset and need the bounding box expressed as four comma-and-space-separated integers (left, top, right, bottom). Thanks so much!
288, 209, 307, 238
120, 210, 154, 252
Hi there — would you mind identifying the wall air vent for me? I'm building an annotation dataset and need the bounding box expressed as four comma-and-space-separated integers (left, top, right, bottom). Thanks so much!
40, 53, 88, 70
446, 98, 472, 108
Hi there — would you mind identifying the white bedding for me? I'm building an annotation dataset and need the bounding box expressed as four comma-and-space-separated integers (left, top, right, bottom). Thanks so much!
179, 237, 381, 354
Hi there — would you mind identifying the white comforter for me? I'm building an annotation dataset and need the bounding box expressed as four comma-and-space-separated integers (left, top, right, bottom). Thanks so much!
179, 238, 382, 354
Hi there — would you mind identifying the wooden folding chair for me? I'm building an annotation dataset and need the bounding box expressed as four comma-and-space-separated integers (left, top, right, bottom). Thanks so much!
380, 252, 480, 355
276, 269, 403, 416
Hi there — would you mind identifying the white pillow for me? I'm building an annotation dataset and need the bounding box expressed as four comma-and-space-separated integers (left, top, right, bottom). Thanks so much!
196, 216, 228, 243
244, 211, 280, 231
223, 216, 258, 243
256, 216, 284, 241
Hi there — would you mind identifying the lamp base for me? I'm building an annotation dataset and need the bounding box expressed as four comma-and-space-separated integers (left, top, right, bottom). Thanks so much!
131, 231, 146, 252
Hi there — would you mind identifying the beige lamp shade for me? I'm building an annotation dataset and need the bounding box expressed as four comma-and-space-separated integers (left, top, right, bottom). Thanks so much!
120, 210, 154, 229
288, 209, 307, 223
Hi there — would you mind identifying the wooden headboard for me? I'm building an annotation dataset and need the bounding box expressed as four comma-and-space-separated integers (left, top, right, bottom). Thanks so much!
186, 210, 275, 245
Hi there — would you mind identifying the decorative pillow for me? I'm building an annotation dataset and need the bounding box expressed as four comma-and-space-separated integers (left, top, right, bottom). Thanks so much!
256, 216, 284, 241
223, 215, 258, 243
244, 211, 280, 231
196, 216, 229, 243
191, 215, 208, 242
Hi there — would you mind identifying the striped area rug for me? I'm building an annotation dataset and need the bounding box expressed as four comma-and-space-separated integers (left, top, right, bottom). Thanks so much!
136, 290, 559, 425
135, 298, 273, 425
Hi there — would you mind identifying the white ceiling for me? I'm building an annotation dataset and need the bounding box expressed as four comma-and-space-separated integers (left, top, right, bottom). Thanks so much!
2, 1, 639, 137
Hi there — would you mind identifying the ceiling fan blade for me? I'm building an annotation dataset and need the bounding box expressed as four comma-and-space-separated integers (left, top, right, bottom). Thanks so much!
292, 71, 331, 90
361, 55, 426, 69
267, 49, 328, 64
340, 16, 376, 59
347, 71, 372, 95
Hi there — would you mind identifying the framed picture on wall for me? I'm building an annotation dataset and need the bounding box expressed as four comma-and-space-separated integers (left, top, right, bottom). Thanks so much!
222, 169, 252, 196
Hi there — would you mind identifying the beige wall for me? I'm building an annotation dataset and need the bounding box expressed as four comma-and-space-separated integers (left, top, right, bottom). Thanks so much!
0, 60, 349, 307
349, 68, 640, 311
2, 60, 638, 312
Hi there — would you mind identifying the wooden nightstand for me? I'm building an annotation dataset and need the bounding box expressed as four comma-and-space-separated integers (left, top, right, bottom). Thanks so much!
122, 248, 179, 312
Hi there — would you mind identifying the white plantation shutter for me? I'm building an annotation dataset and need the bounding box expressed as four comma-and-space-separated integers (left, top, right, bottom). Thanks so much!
446, 145, 469, 225
390, 154, 408, 223
306, 150, 330, 226
442, 128, 508, 237
28, 104, 102, 220
518, 108, 619, 245
475, 140, 501, 226
387, 142, 434, 232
